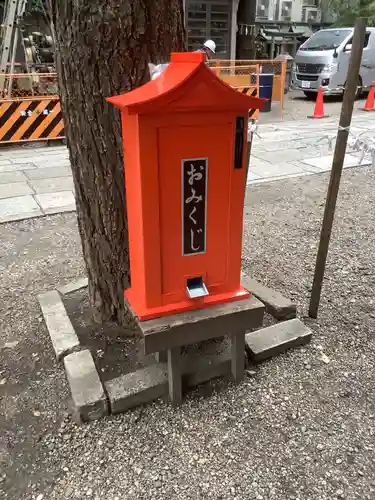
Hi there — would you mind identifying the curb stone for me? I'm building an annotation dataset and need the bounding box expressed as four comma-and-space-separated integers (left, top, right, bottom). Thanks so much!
38, 290, 80, 361
39, 279, 311, 422
64, 350, 108, 422
245, 318, 312, 362
58, 277, 88, 296
241, 273, 297, 320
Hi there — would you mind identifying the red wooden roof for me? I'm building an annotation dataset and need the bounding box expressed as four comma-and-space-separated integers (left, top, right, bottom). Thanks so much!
107, 52, 265, 114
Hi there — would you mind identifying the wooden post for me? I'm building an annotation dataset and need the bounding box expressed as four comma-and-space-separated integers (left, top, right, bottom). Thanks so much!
309, 18, 366, 319
280, 60, 286, 119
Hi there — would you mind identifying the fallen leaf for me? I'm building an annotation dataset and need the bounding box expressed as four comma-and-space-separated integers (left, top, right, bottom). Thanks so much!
0, 378, 6, 385
33, 410, 41, 417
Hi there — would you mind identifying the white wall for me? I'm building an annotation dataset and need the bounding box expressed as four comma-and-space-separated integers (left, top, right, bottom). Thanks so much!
255, 0, 325, 23
269, 0, 277, 20
291, 0, 303, 21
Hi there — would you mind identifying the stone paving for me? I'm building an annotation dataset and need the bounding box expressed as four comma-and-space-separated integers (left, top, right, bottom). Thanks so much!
248, 112, 375, 185
0, 145, 74, 223
0, 112, 374, 224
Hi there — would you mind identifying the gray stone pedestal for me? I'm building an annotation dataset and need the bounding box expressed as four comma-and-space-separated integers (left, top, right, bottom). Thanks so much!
133, 295, 265, 405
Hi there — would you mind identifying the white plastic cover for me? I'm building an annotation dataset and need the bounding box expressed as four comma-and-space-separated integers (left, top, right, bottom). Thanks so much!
148, 63, 170, 80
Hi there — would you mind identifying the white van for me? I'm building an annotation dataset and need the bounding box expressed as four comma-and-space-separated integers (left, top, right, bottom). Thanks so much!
291, 27, 375, 98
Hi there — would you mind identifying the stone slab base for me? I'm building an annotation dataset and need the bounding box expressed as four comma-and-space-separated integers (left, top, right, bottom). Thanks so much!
245, 318, 312, 362
64, 350, 108, 422
105, 364, 169, 414
105, 347, 232, 414
38, 290, 80, 361
39, 280, 311, 422
58, 277, 88, 296
241, 273, 297, 321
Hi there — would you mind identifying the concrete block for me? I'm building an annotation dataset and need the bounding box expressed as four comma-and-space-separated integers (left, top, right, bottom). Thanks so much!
24, 166, 72, 180
241, 274, 296, 320
38, 149, 69, 156
0, 171, 28, 184
10, 155, 67, 166
29, 177, 74, 194
256, 140, 308, 152
106, 348, 234, 414
155, 347, 232, 385
260, 149, 310, 163
33, 158, 71, 168
302, 154, 370, 171
38, 290, 80, 361
0, 182, 34, 200
64, 350, 108, 422
246, 171, 261, 183
0, 162, 37, 173
0, 195, 42, 223
24, 166, 71, 180
245, 318, 312, 362
9, 156, 43, 164
154, 351, 168, 363
255, 131, 300, 142
139, 295, 264, 355
105, 364, 168, 414
58, 277, 88, 296
246, 172, 309, 186
39, 146, 68, 154
34, 190, 75, 214
0, 147, 44, 158
249, 161, 305, 179
182, 349, 231, 388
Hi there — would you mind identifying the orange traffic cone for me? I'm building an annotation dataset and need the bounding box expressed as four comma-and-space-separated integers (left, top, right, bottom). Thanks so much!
308, 87, 328, 119
362, 81, 375, 111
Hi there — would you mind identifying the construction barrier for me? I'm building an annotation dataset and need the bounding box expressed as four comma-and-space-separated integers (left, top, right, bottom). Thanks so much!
239, 85, 260, 121
0, 97, 64, 143
0, 72, 64, 144
210, 63, 260, 120
0, 61, 286, 144
210, 59, 287, 119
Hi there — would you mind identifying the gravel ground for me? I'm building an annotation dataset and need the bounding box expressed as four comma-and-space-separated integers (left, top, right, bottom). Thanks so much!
261, 91, 367, 124
1, 167, 375, 500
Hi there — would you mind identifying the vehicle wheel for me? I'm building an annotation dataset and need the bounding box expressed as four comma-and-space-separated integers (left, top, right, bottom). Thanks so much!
304, 91, 316, 100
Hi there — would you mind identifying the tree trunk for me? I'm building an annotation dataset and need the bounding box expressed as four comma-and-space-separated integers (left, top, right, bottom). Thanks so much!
50, 0, 185, 324
236, 0, 257, 60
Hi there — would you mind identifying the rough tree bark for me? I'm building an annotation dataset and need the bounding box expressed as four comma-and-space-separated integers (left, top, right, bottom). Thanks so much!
49, 0, 185, 324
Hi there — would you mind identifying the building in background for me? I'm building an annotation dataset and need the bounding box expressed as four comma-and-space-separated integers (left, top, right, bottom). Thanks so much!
249, 0, 336, 57
184, 0, 335, 60
184, 0, 235, 59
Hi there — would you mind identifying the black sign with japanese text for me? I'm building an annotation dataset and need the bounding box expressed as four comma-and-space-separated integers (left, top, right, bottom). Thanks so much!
182, 158, 207, 256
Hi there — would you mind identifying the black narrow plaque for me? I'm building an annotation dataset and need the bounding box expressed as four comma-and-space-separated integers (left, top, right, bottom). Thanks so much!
182, 157, 207, 256
234, 116, 245, 169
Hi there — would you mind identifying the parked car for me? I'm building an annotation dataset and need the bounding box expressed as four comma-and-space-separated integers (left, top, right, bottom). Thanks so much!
291, 27, 375, 98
